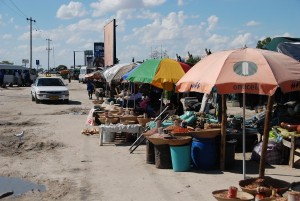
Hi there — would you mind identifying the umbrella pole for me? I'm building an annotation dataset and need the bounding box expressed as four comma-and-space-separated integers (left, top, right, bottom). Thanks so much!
242, 93, 246, 179
220, 94, 227, 170
259, 95, 274, 178
160, 89, 164, 114
133, 83, 136, 110
126, 82, 130, 108
160, 83, 165, 114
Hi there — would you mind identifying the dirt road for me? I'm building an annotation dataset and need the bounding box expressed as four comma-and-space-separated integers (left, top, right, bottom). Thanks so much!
0, 79, 299, 201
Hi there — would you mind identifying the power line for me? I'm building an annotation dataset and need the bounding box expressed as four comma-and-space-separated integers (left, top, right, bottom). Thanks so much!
8, 0, 28, 18
0, 0, 24, 19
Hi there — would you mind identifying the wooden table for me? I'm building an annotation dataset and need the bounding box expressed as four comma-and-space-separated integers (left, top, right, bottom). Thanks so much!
99, 124, 143, 146
282, 136, 300, 168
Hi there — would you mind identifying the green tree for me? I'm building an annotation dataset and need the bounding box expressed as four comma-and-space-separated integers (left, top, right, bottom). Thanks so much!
0, 60, 14, 64
256, 37, 271, 49
56, 65, 68, 71
185, 51, 200, 66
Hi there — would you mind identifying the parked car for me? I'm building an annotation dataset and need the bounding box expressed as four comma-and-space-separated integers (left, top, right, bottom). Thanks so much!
31, 77, 69, 104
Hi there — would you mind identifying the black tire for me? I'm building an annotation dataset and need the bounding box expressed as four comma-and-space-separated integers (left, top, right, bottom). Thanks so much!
35, 94, 40, 104
64, 99, 69, 104
31, 93, 35, 101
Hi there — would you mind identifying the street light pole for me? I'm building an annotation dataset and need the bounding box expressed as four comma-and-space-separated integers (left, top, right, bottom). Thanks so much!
73, 51, 76, 69
27, 17, 36, 70
46, 39, 52, 72
73, 50, 83, 69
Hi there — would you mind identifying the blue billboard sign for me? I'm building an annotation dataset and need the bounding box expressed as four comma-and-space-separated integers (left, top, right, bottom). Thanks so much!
94, 42, 104, 57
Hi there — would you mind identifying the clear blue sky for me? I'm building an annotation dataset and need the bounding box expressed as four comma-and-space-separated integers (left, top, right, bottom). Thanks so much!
0, 0, 299, 69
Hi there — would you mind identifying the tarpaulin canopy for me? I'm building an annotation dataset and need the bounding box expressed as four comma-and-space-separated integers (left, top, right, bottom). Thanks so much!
103, 63, 137, 83
263, 37, 300, 51
277, 42, 300, 61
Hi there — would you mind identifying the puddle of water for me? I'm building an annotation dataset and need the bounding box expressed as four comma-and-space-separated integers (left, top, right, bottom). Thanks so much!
0, 177, 46, 197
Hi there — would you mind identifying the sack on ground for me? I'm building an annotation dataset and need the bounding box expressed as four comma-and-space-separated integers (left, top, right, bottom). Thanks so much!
250, 140, 284, 165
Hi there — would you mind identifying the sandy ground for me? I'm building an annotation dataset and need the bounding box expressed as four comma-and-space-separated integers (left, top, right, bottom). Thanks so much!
0, 78, 299, 201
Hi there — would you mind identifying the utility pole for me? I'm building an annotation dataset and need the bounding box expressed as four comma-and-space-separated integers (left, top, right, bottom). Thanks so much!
26, 17, 36, 70
46, 39, 52, 72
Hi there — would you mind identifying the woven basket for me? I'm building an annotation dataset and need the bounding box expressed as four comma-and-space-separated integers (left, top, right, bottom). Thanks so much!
189, 129, 221, 139
137, 118, 151, 126
120, 116, 138, 124
123, 120, 136, 125
98, 116, 119, 124
212, 189, 254, 201
145, 134, 169, 145
143, 128, 158, 137
92, 100, 104, 104
170, 132, 190, 136
109, 109, 119, 114
146, 135, 192, 146
239, 176, 290, 196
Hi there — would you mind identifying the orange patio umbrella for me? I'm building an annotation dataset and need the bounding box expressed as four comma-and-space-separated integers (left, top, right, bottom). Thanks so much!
176, 47, 300, 178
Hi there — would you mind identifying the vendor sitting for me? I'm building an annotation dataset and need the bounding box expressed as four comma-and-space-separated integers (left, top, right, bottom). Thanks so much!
123, 90, 142, 108
166, 94, 184, 116
139, 91, 161, 118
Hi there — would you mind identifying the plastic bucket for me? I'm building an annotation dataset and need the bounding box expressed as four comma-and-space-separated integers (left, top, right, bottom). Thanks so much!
191, 137, 217, 170
154, 144, 172, 169
170, 145, 191, 172
102, 132, 115, 142
225, 139, 237, 170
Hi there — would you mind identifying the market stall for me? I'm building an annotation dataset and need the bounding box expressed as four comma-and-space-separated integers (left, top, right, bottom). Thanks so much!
99, 123, 142, 146
176, 47, 300, 179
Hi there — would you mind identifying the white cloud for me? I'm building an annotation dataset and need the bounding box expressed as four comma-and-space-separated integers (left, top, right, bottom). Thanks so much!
135, 10, 161, 20
125, 11, 226, 61
178, 0, 184, 6
143, 0, 166, 6
17, 45, 27, 51
18, 32, 29, 41
230, 33, 252, 48
273, 32, 292, 38
66, 35, 84, 44
56, 1, 87, 19
207, 34, 229, 45
3, 34, 12, 40
131, 11, 187, 45
206, 15, 218, 32
33, 45, 47, 53
66, 18, 105, 33
246, 20, 259, 27
90, 0, 165, 17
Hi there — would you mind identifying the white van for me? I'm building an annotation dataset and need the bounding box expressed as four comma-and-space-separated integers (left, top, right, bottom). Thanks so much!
78, 66, 96, 83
